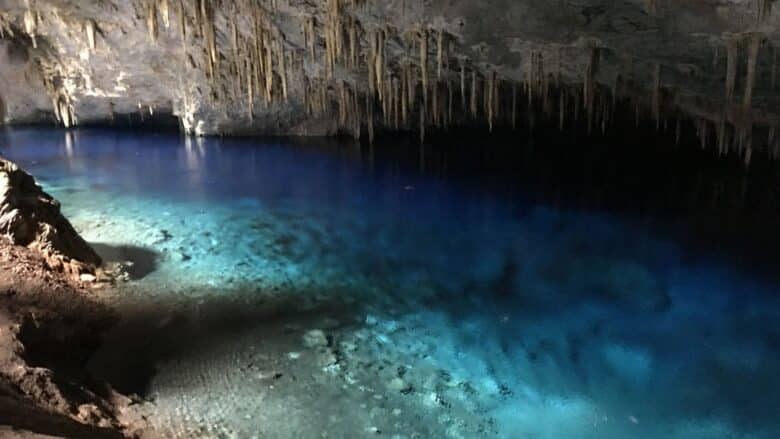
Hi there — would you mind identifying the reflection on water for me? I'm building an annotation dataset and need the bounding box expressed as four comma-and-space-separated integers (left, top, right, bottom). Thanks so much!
1, 127, 779, 438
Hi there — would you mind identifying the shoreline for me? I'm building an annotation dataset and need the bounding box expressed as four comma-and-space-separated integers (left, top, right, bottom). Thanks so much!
0, 238, 139, 438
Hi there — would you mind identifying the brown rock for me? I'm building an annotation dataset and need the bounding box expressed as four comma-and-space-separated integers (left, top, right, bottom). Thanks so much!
0, 156, 101, 279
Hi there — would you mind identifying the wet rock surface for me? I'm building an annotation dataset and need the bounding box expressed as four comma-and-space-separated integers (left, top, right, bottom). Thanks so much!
0, 1, 778, 159
1, 156, 101, 279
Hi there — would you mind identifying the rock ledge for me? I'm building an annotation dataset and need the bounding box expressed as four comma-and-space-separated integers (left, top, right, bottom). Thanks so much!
0, 156, 101, 278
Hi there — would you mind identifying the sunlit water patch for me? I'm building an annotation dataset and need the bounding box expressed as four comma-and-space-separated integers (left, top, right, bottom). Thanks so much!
1, 128, 779, 438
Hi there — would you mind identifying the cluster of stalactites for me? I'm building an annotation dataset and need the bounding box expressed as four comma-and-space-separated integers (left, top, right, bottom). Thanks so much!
0, 14, 16, 39
322, 0, 365, 78
143, 0, 301, 122
40, 71, 76, 128
714, 33, 771, 165
22, 0, 38, 48
757, 0, 774, 22
131, 0, 777, 163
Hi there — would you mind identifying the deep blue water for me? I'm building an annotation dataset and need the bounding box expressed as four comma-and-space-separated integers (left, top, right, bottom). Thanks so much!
2, 127, 780, 438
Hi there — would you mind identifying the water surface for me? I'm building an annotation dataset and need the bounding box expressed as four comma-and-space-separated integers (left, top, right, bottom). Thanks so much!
1, 127, 779, 438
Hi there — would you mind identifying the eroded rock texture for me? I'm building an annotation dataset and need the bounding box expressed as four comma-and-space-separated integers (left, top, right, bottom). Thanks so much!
0, 1, 778, 160
0, 156, 101, 278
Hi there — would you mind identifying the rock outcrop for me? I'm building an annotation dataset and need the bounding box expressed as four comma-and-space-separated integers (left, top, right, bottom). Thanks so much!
0, 239, 132, 438
0, 1, 778, 161
0, 156, 101, 278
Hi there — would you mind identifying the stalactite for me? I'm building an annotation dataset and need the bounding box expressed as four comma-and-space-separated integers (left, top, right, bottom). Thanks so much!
713, 45, 719, 69
470, 70, 478, 118
159, 0, 170, 28
635, 101, 640, 127
407, 61, 416, 110
264, 37, 274, 104
420, 29, 429, 106
432, 80, 439, 127
279, 42, 288, 102
246, 59, 255, 120
574, 89, 580, 123
178, 0, 186, 40
447, 78, 453, 127
487, 71, 495, 132
367, 91, 375, 144
376, 31, 385, 102
512, 82, 517, 129
717, 116, 727, 155
757, 0, 773, 22
304, 78, 311, 115
482, 73, 489, 120
382, 77, 390, 125
349, 18, 357, 69
354, 82, 361, 138
676, 118, 682, 145
742, 33, 761, 114
559, 89, 565, 131
368, 48, 376, 98
600, 98, 607, 134
393, 77, 400, 129
85, 20, 96, 51
324, 0, 345, 78
583, 48, 597, 131
542, 73, 551, 116
23, 0, 37, 48
231, 17, 239, 57
401, 64, 409, 126
420, 107, 426, 144
0, 18, 12, 39
202, 0, 217, 80
193, 0, 202, 37
304, 16, 316, 60
60, 100, 71, 128
772, 45, 777, 91
460, 60, 466, 111
436, 29, 444, 80
146, 0, 159, 42
725, 39, 738, 104
338, 81, 346, 127
494, 78, 501, 129
697, 119, 709, 150
652, 64, 661, 129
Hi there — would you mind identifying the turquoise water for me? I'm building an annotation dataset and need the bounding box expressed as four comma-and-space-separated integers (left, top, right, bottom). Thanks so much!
2, 127, 779, 438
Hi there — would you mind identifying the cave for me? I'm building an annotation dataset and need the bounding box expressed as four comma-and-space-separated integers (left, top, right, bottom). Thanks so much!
1, 1, 779, 438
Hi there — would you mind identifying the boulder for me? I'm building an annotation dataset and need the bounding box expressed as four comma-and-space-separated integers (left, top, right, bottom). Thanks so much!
0, 156, 101, 278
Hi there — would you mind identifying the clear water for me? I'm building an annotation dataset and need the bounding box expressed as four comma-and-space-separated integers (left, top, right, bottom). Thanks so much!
2, 127, 779, 438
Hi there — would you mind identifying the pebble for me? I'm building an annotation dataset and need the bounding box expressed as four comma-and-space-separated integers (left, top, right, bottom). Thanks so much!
79, 273, 96, 282
317, 349, 338, 367
387, 378, 407, 391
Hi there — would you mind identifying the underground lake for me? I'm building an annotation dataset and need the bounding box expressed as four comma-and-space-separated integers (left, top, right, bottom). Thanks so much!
1, 126, 779, 438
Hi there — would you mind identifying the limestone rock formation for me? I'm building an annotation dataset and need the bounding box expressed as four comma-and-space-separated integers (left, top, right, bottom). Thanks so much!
0, 156, 101, 278
0, 0, 778, 161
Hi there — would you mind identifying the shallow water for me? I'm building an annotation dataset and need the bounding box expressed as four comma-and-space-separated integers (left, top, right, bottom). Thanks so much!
2, 127, 780, 438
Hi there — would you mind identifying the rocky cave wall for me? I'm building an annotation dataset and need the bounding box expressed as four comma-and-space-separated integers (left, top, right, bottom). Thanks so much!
0, 0, 778, 162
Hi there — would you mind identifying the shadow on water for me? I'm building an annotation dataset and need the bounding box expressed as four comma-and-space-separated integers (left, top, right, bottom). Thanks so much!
90, 243, 159, 280
87, 290, 357, 398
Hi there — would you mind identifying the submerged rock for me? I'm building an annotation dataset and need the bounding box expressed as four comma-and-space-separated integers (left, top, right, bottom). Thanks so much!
302, 329, 330, 348
0, 156, 101, 278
